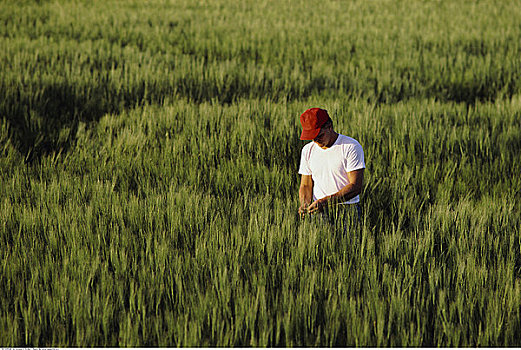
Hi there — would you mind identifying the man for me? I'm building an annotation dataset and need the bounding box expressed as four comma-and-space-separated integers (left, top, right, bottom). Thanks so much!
298, 108, 365, 227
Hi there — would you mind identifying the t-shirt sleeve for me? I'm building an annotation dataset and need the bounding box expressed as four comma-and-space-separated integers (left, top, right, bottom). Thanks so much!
298, 145, 312, 175
344, 142, 365, 172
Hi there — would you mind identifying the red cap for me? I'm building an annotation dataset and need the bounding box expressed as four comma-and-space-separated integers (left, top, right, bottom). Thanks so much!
299, 108, 330, 140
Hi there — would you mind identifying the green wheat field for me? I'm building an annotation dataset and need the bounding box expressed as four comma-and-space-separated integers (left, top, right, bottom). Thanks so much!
1, 0, 521, 346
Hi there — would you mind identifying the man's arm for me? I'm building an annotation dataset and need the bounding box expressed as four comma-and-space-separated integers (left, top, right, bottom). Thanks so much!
298, 175, 314, 217
307, 169, 364, 214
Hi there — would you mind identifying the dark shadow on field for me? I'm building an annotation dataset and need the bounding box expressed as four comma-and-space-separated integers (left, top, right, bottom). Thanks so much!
362, 179, 394, 229
2, 59, 517, 163
1, 80, 171, 163
0, 75, 318, 163
371, 76, 515, 106
361, 178, 411, 263
3, 83, 100, 163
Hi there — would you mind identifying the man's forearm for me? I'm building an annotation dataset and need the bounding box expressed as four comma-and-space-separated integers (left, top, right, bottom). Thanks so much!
299, 185, 313, 206
319, 183, 361, 205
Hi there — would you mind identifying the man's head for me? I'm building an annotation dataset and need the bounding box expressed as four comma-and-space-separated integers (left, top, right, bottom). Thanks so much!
299, 108, 331, 140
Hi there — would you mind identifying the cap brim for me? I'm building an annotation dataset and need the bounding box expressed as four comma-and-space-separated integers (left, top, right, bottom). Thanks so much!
300, 128, 320, 140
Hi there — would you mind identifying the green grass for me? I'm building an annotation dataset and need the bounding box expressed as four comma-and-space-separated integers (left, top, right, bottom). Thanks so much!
1, 0, 521, 346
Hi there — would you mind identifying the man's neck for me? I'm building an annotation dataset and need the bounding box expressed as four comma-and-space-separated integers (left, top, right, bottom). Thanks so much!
319, 132, 339, 149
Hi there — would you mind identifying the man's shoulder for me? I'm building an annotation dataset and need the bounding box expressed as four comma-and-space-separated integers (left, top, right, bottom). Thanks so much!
301, 141, 315, 153
336, 134, 363, 148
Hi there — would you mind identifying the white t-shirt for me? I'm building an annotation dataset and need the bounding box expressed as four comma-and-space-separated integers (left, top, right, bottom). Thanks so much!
298, 134, 365, 204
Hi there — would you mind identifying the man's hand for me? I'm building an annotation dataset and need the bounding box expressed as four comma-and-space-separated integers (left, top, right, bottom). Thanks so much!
306, 198, 327, 215
298, 203, 310, 219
